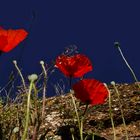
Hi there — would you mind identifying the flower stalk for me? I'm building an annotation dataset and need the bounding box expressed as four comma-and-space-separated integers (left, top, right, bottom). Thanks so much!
104, 83, 116, 140
22, 74, 38, 140
70, 93, 83, 140
40, 61, 47, 121
111, 81, 128, 140
70, 90, 89, 140
114, 42, 140, 88
13, 60, 27, 92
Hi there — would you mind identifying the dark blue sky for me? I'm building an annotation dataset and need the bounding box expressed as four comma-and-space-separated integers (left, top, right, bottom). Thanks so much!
0, 1, 140, 96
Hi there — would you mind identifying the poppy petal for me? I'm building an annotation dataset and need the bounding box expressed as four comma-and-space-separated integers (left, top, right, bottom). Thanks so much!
72, 79, 109, 105
0, 27, 28, 52
55, 54, 93, 78
3, 29, 28, 52
0, 35, 8, 50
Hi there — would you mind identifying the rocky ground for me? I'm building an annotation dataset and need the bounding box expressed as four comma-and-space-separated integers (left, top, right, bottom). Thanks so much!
38, 83, 140, 140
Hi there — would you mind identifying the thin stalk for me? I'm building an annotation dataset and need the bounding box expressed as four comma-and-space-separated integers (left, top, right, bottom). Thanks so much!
92, 133, 94, 140
71, 134, 75, 140
70, 128, 74, 140
70, 94, 83, 140
109, 92, 116, 140
114, 42, 140, 88
70, 128, 75, 140
22, 74, 38, 140
32, 84, 38, 140
22, 80, 34, 140
70, 78, 89, 140
81, 103, 89, 140
111, 81, 128, 140
118, 47, 138, 82
80, 117, 84, 140
13, 60, 27, 92
84, 135, 88, 140
40, 61, 47, 121
84, 133, 94, 140
104, 84, 116, 140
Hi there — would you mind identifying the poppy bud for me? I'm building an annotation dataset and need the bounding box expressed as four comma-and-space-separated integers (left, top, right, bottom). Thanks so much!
114, 42, 120, 48
28, 74, 38, 82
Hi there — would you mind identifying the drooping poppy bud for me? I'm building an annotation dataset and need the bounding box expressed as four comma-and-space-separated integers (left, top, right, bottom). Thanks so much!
72, 79, 109, 105
0, 26, 28, 52
55, 54, 93, 78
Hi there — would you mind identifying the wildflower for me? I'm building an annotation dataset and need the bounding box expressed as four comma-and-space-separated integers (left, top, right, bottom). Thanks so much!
0, 26, 28, 52
55, 54, 93, 78
72, 79, 109, 105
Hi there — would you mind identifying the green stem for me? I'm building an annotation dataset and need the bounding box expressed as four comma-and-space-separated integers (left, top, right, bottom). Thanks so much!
80, 117, 84, 140
104, 84, 116, 140
13, 60, 27, 92
71, 93, 89, 140
71, 133, 75, 140
111, 82, 128, 140
92, 133, 94, 140
22, 81, 34, 140
40, 61, 47, 121
109, 92, 116, 140
71, 94, 83, 140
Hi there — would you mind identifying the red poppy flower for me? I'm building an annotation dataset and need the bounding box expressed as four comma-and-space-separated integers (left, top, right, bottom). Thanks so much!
72, 79, 109, 105
0, 26, 28, 52
55, 54, 93, 78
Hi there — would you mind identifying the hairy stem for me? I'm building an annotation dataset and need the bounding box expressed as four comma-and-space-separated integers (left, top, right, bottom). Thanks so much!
22, 81, 34, 140
115, 42, 140, 88
104, 84, 116, 140
40, 61, 47, 121
111, 81, 128, 140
